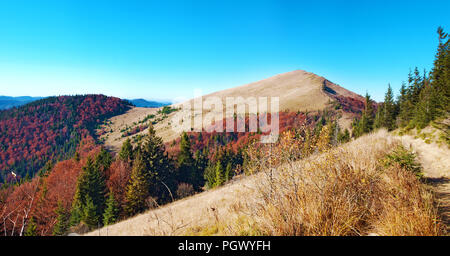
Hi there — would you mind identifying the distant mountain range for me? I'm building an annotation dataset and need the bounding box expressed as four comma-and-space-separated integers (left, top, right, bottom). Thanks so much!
0, 96, 171, 110
127, 98, 171, 108
0, 96, 44, 110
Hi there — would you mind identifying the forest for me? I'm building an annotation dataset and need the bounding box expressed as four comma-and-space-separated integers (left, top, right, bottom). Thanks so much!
0, 95, 131, 183
352, 27, 449, 139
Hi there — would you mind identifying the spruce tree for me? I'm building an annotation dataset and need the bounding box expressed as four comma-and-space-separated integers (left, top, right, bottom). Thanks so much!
95, 147, 112, 172
213, 160, 224, 187
382, 84, 396, 130
204, 163, 216, 189
125, 151, 150, 216
103, 192, 119, 226
53, 202, 68, 236
82, 195, 99, 229
430, 27, 449, 116
141, 125, 173, 202
119, 138, 134, 162
225, 162, 232, 182
177, 132, 197, 187
69, 156, 107, 227
374, 103, 384, 129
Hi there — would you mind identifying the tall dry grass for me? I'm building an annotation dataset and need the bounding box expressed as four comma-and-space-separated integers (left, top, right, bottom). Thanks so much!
199, 129, 443, 236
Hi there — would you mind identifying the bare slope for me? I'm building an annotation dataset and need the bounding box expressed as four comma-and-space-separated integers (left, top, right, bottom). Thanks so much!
99, 70, 363, 152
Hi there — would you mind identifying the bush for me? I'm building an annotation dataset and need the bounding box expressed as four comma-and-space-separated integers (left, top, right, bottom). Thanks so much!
384, 145, 423, 178
176, 183, 195, 199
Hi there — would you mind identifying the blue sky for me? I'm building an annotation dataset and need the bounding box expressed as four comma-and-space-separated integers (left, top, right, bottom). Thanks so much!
0, 0, 448, 102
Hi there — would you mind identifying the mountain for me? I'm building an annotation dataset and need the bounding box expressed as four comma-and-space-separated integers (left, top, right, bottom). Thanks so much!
0, 96, 44, 110
127, 98, 170, 108
98, 70, 366, 152
0, 95, 132, 182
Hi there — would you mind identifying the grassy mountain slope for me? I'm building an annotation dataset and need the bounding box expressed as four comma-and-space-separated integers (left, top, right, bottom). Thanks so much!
87, 129, 445, 236
99, 70, 365, 152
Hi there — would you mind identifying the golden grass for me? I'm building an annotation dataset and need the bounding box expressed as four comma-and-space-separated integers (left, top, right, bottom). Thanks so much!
193, 130, 444, 236
86, 130, 444, 236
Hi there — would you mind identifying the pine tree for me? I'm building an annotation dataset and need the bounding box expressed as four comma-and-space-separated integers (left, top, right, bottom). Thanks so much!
24, 216, 37, 236
103, 192, 119, 226
53, 202, 68, 236
125, 151, 150, 216
119, 138, 134, 162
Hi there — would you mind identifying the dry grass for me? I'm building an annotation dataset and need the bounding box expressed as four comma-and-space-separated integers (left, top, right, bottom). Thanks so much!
86, 130, 444, 236
189, 130, 444, 236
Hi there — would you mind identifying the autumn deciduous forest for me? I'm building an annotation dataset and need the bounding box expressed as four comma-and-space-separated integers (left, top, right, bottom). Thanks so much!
0, 95, 131, 182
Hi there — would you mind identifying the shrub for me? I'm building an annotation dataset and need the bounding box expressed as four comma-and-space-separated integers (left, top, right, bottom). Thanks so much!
176, 183, 195, 199
383, 145, 423, 178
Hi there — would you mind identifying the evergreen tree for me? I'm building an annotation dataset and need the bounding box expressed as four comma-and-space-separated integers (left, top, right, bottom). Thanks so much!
374, 103, 384, 129
352, 93, 375, 137
194, 148, 208, 188
95, 147, 112, 172
119, 138, 134, 162
125, 151, 150, 216
177, 132, 195, 182
38, 160, 53, 177
225, 162, 232, 182
204, 163, 216, 189
103, 192, 119, 226
213, 160, 224, 187
397, 82, 413, 127
427, 27, 449, 122
69, 156, 107, 227
337, 128, 350, 143
382, 84, 396, 130
74, 152, 80, 162
24, 216, 37, 236
53, 202, 68, 236
141, 125, 173, 202
82, 195, 98, 229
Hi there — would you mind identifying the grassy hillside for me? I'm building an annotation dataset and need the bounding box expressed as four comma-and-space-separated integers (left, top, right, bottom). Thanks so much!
87, 129, 445, 236
98, 70, 365, 152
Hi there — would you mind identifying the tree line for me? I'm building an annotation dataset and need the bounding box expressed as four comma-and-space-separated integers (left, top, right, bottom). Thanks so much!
352, 27, 449, 137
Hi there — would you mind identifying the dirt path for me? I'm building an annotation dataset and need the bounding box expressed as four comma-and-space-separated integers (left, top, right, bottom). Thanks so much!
399, 135, 450, 233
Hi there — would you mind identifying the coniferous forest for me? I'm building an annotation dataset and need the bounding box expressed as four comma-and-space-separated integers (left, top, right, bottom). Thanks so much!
352, 27, 449, 138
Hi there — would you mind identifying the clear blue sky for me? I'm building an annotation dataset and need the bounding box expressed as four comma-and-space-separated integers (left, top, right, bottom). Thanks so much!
0, 0, 448, 102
